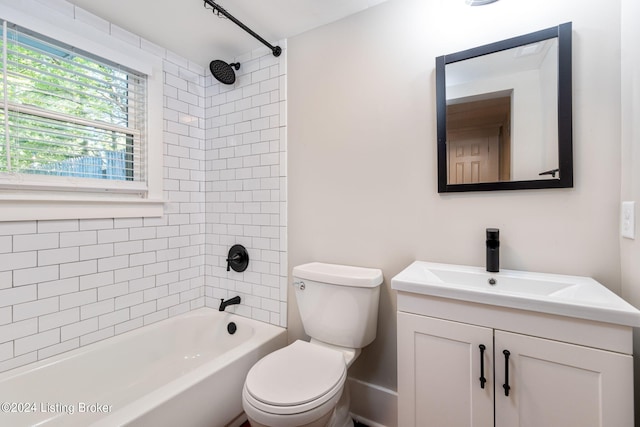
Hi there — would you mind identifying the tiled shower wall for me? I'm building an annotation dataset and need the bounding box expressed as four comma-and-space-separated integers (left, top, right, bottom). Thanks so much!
0, 1, 287, 373
204, 44, 288, 328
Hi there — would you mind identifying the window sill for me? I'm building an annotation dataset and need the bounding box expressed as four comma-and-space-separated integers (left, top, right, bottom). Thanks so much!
0, 196, 164, 221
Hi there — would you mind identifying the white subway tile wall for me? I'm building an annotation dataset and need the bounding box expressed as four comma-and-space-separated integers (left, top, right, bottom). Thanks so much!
204, 43, 288, 328
0, 2, 287, 373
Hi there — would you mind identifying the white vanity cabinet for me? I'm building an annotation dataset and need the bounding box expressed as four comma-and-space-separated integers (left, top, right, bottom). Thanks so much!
396, 295, 635, 427
494, 329, 630, 427
398, 312, 494, 427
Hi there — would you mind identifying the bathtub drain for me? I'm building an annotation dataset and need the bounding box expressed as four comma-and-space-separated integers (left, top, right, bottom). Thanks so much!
227, 322, 237, 335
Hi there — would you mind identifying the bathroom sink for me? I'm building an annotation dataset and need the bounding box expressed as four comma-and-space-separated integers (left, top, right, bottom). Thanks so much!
391, 261, 640, 327
419, 267, 574, 296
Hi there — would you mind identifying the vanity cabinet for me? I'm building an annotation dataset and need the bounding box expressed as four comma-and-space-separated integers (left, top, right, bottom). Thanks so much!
398, 313, 493, 427
396, 297, 634, 427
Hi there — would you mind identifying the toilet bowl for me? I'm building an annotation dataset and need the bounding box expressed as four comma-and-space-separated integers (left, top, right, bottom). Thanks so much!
242, 341, 347, 427
242, 262, 383, 427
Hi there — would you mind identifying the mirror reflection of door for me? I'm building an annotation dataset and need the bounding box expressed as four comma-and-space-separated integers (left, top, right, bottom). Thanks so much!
446, 95, 511, 184
448, 127, 498, 184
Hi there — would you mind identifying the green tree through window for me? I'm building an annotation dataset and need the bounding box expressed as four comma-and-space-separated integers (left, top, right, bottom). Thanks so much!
0, 22, 145, 181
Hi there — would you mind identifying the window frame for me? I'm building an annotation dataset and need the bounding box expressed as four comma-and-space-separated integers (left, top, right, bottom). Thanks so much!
0, 2, 164, 221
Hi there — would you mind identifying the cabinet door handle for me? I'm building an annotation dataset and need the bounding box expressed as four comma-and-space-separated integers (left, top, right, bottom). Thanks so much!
502, 349, 511, 396
479, 344, 487, 389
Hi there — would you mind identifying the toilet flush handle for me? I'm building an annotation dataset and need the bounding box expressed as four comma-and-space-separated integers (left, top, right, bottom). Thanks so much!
293, 280, 305, 290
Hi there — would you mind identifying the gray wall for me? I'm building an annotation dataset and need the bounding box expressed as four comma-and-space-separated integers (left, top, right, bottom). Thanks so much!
288, 0, 623, 392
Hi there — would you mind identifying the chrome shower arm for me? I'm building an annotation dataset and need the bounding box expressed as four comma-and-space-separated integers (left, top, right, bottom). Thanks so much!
203, 0, 282, 57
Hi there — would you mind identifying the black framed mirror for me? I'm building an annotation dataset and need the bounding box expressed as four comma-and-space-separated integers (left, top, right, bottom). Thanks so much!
436, 22, 572, 192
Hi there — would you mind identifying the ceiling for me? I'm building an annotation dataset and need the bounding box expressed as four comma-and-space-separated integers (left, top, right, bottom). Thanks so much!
68, 0, 387, 69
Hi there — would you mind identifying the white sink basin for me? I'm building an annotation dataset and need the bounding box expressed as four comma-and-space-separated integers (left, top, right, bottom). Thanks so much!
391, 261, 640, 327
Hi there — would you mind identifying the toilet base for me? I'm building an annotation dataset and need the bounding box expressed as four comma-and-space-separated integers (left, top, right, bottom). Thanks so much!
246, 382, 354, 427
247, 409, 334, 427
328, 380, 353, 427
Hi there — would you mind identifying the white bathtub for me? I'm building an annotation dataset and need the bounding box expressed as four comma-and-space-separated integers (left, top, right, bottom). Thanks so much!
0, 308, 286, 427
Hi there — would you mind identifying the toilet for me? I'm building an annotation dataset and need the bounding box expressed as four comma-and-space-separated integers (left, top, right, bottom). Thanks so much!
242, 262, 383, 427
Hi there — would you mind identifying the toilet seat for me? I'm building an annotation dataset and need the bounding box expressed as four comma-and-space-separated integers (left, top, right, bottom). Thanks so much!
244, 340, 347, 415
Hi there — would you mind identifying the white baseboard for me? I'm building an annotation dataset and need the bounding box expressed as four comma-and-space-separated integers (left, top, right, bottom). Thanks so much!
226, 412, 247, 427
348, 377, 398, 427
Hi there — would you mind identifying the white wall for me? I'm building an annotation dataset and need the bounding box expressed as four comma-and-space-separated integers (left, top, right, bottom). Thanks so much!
204, 44, 288, 327
540, 44, 560, 171
620, 0, 640, 421
288, 0, 623, 422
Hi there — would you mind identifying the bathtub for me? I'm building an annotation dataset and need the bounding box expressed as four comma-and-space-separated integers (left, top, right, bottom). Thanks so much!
0, 308, 286, 427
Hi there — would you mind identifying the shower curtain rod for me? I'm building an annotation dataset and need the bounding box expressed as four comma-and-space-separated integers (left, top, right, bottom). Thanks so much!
203, 0, 282, 57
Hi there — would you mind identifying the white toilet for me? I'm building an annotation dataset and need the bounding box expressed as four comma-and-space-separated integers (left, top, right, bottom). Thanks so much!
242, 262, 383, 427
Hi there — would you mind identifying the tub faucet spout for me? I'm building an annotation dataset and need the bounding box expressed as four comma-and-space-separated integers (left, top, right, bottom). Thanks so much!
219, 296, 241, 311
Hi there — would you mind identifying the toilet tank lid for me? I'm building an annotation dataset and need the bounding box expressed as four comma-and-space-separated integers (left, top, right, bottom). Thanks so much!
292, 262, 383, 288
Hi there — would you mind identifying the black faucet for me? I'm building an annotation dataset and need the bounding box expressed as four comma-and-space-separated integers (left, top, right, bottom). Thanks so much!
219, 296, 241, 311
486, 228, 500, 273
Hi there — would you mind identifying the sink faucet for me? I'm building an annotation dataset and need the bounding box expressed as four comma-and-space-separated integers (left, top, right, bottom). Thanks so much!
219, 296, 241, 311
486, 228, 500, 273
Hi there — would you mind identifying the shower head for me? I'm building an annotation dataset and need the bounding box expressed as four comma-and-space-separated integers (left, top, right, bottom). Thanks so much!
209, 60, 241, 85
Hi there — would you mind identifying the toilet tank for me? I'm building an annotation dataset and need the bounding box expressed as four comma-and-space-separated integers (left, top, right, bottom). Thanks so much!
292, 262, 383, 349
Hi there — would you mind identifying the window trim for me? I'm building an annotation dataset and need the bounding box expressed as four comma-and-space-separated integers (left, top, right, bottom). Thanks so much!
0, 1, 164, 221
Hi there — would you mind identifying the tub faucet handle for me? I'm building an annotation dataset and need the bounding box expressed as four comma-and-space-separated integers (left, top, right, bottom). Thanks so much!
226, 245, 249, 272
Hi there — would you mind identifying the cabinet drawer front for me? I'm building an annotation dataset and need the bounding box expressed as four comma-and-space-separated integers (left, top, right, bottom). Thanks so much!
494, 330, 633, 427
398, 312, 494, 427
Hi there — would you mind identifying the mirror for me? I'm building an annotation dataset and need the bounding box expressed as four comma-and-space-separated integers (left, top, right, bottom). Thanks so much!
436, 22, 573, 192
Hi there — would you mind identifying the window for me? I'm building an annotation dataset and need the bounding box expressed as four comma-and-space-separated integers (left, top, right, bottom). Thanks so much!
0, 6, 164, 221
1, 21, 146, 191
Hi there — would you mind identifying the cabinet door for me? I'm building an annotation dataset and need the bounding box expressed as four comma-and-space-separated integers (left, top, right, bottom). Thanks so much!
398, 312, 494, 427
494, 330, 633, 427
